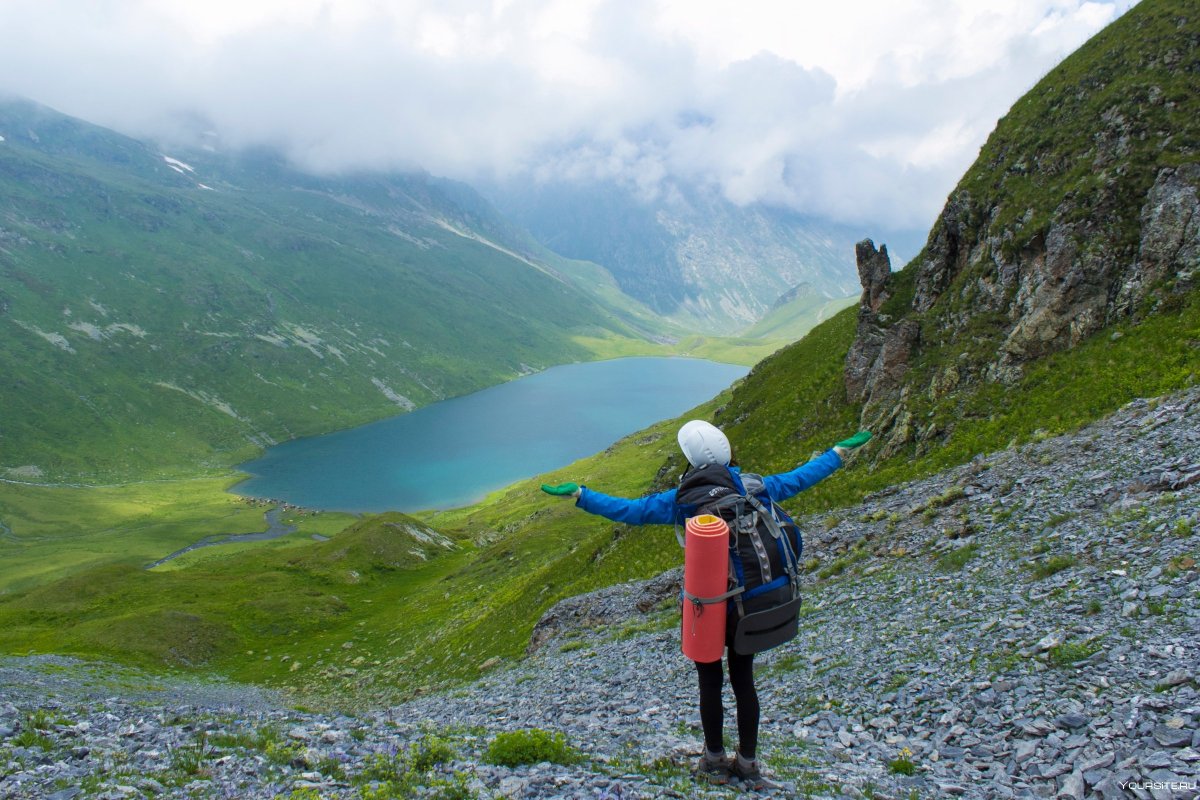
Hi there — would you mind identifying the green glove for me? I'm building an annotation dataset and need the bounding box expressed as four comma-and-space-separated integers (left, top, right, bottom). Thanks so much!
835, 431, 872, 450
541, 482, 580, 498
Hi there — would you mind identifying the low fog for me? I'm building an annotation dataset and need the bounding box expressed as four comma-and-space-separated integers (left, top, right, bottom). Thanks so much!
0, 0, 1135, 230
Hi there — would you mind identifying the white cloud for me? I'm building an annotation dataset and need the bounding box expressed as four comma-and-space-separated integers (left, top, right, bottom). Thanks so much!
0, 0, 1136, 230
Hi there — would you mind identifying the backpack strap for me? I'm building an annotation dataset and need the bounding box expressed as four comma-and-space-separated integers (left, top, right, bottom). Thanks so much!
681, 585, 745, 608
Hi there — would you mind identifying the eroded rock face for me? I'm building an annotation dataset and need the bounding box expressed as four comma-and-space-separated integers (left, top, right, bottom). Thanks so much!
1116, 163, 1200, 313
844, 241, 921, 455
842, 164, 1200, 450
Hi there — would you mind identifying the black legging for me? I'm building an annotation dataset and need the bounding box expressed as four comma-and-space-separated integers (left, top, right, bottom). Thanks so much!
695, 648, 759, 758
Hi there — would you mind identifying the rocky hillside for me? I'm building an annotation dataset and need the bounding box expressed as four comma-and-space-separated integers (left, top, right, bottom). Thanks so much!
845, 0, 1199, 460
2, 388, 1196, 799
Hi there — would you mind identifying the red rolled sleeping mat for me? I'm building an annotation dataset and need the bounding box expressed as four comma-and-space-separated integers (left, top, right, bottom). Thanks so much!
681, 514, 730, 663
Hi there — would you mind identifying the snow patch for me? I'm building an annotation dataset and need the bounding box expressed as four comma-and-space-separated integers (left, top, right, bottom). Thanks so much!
197, 183, 215, 191
64, 321, 147, 342
5, 465, 43, 479
68, 321, 105, 341
0, 135, 6, 143
154, 382, 245, 421
371, 378, 415, 410
15, 321, 75, 353
162, 155, 195, 174
88, 299, 110, 317
282, 323, 326, 359
107, 323, 147, 338
254, 333, 289, 348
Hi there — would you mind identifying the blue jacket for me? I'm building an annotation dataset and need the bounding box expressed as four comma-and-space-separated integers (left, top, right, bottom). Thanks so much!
576, 448, 843, 525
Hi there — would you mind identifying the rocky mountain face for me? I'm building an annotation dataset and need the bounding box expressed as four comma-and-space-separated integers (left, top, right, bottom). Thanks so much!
2, 389, 1196, 799
488, 179, 907, 333
844, 0, 1199, 459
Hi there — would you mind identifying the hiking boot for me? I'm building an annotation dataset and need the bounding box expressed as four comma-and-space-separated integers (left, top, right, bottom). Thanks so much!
696, 748, 732, 784
731, 752, 769, 791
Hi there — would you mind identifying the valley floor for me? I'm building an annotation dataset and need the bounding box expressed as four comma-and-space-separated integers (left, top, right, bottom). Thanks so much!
1, 389, 1197, 799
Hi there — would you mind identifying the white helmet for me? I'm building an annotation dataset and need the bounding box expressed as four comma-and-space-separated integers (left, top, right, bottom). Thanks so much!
677, 420, 731, 468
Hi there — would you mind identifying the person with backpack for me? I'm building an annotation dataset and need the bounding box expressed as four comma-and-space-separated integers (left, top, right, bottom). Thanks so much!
542, 420, 871, 789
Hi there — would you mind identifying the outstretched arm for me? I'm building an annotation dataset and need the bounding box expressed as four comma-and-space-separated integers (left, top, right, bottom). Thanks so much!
542, 482, 679, 526
763, 431, 872, 502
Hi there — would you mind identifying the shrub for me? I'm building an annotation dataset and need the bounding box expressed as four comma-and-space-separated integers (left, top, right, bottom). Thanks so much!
1030, 554, 1075, 579
1048, 638, 1102, 667
410, 735, 457, 773
484, 729, 580, 767
936, 542, 980, 572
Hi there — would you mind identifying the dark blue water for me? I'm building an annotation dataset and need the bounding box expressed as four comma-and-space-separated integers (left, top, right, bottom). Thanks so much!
234, 357, 747, 512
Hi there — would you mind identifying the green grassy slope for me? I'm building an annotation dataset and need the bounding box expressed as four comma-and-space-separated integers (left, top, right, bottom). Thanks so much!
740, 287, 858, 340
960, 0, 1199, 257
0, 100, 673, 482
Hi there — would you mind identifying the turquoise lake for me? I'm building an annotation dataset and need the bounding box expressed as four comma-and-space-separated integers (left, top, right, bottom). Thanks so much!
235, 357, 748, 512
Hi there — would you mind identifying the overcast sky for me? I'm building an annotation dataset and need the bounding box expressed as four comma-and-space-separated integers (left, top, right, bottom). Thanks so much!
0, 0, 1137, 231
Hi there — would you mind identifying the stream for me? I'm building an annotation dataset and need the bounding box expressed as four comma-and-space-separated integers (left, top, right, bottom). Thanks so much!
143, 507, 300, 569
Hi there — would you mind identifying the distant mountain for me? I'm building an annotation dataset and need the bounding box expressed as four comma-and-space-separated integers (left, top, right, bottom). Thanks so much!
484, 178, 923, 334
0, 99, 666, 481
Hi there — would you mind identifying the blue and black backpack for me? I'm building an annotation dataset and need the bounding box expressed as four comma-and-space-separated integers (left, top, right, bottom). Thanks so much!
675, 464, 805, 655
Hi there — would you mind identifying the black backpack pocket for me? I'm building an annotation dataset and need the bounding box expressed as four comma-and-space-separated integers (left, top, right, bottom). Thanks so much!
733, 595, 802, 655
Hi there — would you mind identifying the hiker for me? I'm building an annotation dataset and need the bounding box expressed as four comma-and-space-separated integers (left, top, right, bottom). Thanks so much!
542, 420, 871, 789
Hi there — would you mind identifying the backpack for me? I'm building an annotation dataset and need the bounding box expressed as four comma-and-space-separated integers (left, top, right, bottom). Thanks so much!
675, 464, 804, 655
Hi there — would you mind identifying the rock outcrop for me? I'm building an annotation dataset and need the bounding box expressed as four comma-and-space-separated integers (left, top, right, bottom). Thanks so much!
841, 0, 1200, 456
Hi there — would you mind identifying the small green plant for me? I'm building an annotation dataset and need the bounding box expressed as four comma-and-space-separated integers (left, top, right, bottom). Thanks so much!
25, 709, 57, 731
1047, 638, 1103, 667
12, 730, 53, 751
1046, 511, 1075, 527
208, 730, 257, 750
1173, 518, 1194, 537
252, 726, 302, 766
424, 772, 477, 800
887, 747, 917, 776
169, 734, 212, 778
1029, 554, 1075, 579
1165, 554, 1196, 578
484, 729, 581, 767
936, 542, 980, 572
1084, 598, 1102, 615
410, 735, 457, 773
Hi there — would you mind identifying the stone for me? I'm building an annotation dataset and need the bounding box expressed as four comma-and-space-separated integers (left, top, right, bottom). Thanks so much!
1155, 725, 1194, 747
1160, 670, 1194, 688
1058, 770, 1085, 800
1055, 713, 1090, 730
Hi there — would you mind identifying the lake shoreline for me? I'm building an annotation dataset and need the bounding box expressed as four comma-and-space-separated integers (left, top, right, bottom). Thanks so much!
233, 356, 748, 514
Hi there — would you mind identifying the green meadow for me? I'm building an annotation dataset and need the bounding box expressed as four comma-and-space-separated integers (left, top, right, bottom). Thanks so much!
0, 477, 357, 592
